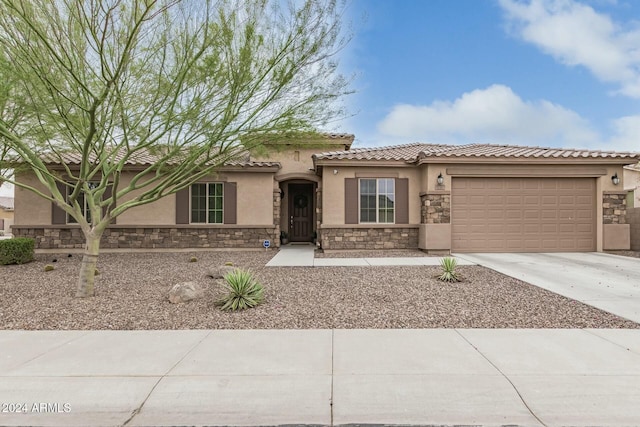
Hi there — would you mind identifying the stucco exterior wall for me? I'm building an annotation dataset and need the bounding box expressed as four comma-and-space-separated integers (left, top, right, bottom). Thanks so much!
116, 171, 175, 225
321, 166, 421, 225
232, 172, 275, 225
14, 171, 51, 225
14, 169, 275, 227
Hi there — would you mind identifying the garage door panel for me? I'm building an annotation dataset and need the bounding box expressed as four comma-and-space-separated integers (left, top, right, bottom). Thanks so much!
506, 210, 523, 219
452, 177, 595, 252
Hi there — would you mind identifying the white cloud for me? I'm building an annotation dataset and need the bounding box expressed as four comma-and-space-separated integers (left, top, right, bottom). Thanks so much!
499, 0, 640, 97
377, 84, 599, 147
607, 115, 640, 151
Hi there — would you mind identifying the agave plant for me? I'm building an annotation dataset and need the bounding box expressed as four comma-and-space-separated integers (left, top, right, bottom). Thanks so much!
439, 257, 460, 282
217, 268, 264, 311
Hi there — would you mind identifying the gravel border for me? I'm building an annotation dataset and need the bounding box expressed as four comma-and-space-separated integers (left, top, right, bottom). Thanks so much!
605, 250, 640, 259
1, 251, 638, 329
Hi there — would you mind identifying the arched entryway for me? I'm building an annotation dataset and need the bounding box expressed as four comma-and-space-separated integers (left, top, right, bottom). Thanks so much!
278, 175, 318, 244
288, 183, 314, 242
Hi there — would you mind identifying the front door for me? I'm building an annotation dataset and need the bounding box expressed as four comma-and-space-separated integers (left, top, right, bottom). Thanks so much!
288, 184, 313, 242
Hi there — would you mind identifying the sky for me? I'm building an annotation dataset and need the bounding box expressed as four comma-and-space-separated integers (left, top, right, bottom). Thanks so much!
2, 0, 640, 197
337, 0, 640, 151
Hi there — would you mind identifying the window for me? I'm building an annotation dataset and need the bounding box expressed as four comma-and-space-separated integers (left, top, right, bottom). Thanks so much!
191, 183, 223, 224
67, 182, 99, 224
359, 178, 395, 223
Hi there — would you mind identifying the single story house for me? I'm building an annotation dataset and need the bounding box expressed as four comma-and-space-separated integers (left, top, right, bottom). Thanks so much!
624, 162, 640, 208
12, 137, 640, 253
0, 196, 14, 235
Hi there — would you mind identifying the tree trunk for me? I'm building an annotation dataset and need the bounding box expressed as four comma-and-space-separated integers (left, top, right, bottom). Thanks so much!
75, 232, 102, 298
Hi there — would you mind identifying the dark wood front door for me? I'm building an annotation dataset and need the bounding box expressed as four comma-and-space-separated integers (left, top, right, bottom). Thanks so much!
288, 184, 313, 242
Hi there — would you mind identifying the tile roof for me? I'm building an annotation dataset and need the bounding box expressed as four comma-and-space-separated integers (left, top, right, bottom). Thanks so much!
39, 148, 280, 168
314, 143, 640, 162
0, 196, 14, 210
313, 142, 456, 161
419, 143, 640, 159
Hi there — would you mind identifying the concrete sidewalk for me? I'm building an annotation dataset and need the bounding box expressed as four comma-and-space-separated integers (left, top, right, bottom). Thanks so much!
266, 245, 476, 267
2, 329, 640, 426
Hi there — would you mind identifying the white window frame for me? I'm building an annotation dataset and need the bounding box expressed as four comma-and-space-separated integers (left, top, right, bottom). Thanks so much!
190, 182, 224, 224
358, 178, 395, 224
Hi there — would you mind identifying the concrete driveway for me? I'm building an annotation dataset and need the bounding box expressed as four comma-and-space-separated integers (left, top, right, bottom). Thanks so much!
455, 252, 640, 323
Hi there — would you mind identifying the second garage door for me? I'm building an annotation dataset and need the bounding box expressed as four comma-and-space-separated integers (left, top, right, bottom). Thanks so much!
451, 177, 596, 252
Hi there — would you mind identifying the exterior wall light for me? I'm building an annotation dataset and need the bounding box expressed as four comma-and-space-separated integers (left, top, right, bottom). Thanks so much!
333, 169, 338, 175
612, 173, 620, 185
437, 172, 444, 186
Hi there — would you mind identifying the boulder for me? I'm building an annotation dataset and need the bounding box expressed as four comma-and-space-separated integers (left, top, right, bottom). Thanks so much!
167, 282, 205, 304
206, 265, 236, 279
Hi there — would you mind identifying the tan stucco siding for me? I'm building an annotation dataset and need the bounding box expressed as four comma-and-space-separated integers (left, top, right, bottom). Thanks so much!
14, 171, 52, 225
15, 169, 275, 226
0, 209, 13, 221
233, 173, 274, 225
321, 166, 421, 225
119, 171, 274, 226
116, 172, 175, 225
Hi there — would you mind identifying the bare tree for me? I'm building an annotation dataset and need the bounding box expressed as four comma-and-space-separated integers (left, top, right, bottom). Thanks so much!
0, 0, 351, 297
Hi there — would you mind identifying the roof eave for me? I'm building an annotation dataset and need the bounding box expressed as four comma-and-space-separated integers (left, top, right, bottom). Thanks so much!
416, 156, 640, 165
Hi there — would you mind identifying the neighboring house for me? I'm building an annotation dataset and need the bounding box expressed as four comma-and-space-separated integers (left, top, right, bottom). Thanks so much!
0, 196, 14, 235
12, 139, 640, 253
623, 162, 640, 208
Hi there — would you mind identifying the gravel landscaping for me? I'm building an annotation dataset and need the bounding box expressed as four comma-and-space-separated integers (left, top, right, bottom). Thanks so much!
1, 250, 638, 330
605, 250, 640, 259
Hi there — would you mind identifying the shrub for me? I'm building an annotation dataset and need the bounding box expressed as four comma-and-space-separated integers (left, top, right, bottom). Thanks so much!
44, 264, 55, 272
94, 268, 100, 276
189, 256, 198, 263
0, 238, 35, 265
217, 268, 264, 311
439, 257, 460, 282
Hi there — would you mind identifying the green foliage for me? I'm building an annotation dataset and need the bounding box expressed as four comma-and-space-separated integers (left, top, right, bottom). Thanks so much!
44, 264, 55, 272
0, 0, 352, 297
224, 261, 233, 266
439, 257, 460, 283
94, 268, 100, 276
217, 268, 264, 311
0, 237, 35, 265
189, 256, 198, 263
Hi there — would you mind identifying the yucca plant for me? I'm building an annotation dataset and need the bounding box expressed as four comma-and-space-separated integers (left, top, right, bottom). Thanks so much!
217, 268, 264, 311
439, 257, 460, 282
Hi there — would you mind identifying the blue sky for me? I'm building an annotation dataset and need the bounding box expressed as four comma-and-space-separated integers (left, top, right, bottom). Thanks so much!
338, 0, 640, 151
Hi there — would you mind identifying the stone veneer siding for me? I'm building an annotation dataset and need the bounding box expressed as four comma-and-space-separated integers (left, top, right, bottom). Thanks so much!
320, 227, 419, 250
13, 226, 276, 250
420, 193, 450, 224
315, 187, 322, 246
603, 192, 626, 224
273, 182, 281, 248
627, 207, 640, 251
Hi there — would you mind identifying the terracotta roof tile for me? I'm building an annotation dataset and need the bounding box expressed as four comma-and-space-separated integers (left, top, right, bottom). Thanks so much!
421, 143, 639, 159
313, 142, 461, 161
315, 143, 639, 162
39, 148, 280, 168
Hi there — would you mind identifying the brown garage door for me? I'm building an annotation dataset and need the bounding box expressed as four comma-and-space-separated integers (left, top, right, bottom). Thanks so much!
452, 177, 596, 252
